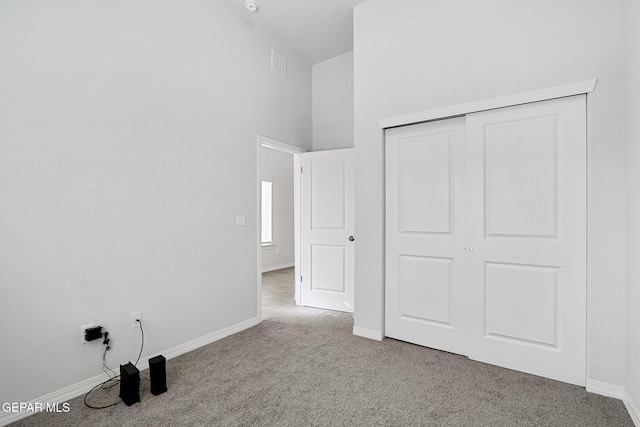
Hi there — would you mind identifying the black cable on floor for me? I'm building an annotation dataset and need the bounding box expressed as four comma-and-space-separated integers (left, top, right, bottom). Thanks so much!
134, 319, 144, 367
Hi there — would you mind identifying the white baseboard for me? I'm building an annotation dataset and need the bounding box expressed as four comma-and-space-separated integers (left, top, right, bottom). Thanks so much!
586, 379, 625, 399
353, 326, 384, 341
262, 262, 294, 273
161, 316, 260, 361
625, 392, 640, 427
0, 317, 260, 427
586, 379, 640, 426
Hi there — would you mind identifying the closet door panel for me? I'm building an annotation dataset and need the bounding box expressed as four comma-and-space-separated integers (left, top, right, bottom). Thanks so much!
385, 117, 468, 356
466, 95, 586, 386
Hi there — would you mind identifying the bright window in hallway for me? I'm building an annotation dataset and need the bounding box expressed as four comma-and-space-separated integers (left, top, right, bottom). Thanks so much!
261, 180, 273, 244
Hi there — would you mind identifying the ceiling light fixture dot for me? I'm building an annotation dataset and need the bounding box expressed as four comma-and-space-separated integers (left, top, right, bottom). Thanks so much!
244, 0, 259, 13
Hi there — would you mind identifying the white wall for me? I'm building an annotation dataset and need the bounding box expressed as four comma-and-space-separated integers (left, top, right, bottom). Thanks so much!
353, 0, 626, 387
623, 0, 640, 418
312, 51, 354, 150
0, 0, 311, 404
261, 147, 295, 272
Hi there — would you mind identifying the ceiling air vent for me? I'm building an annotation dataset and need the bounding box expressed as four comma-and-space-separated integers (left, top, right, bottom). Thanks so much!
271, 49, 287, 78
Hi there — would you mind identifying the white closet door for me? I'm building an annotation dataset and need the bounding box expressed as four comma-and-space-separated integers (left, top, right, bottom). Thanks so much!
385, 118, 468, 355
384, 95, 586, 386
465, 95, 586, 386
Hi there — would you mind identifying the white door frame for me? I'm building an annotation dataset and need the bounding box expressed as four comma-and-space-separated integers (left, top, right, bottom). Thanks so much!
256, 135, 306, 321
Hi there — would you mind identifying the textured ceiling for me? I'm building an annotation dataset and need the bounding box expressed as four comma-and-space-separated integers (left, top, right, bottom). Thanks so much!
218, 0, 369, 64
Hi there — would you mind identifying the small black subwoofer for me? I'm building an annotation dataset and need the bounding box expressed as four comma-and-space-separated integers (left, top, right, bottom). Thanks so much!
149, 355, 167, 396
119, 362, 140, 406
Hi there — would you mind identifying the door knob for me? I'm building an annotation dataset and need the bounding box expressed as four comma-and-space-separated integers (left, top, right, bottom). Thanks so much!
349, 236, 355, 241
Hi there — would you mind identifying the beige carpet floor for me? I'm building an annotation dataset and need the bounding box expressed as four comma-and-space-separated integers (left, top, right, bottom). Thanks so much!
10, 268, 634, 426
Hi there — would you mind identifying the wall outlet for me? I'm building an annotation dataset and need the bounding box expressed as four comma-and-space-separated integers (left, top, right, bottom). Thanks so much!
131, 311, 142, 329
81, 323, 94, 344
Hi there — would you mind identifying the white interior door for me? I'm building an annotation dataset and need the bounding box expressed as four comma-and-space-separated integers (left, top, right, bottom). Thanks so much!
465, 95, 586, 386
385, 118, 469, 355
384, 95, 586, 386
300, 149, 354, 313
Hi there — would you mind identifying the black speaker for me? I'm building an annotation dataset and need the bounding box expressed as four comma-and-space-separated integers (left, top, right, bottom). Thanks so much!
119, 362, 140, 406
149, 355, 167, 396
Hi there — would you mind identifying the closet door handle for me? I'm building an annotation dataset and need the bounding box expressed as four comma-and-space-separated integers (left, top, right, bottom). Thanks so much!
349, 236, 355, 242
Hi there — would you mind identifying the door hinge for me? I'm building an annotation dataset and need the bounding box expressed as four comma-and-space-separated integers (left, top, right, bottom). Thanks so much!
300, 166, 303, 173
300, 276, 303, 283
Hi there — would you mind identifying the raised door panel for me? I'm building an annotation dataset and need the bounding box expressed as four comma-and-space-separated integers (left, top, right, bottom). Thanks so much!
311, 160, 346, 230
484, 262, 558, 347
485, 117, 557, 238
398, 255, 452, 326
311, 245, 346, 293
398, 134, 453, 235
